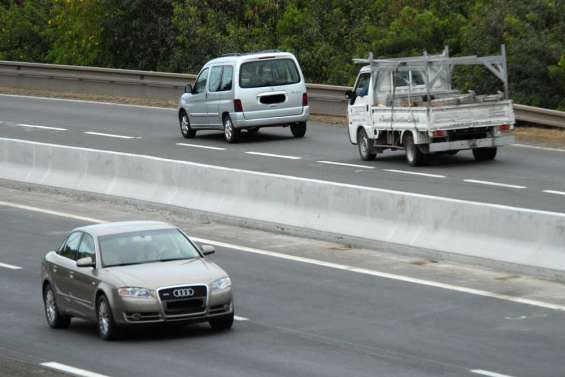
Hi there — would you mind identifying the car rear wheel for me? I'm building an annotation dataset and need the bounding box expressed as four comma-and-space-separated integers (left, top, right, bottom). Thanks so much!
223, 115, 240, 143
404, 133, 425, 166
472, 147, 497, 161
179, 111, 196, 138
357, 128, 376, 161
290, 122, 307, 138
97, 295, 120, 340
209, 312, 234, 331
43, 284, 71, 329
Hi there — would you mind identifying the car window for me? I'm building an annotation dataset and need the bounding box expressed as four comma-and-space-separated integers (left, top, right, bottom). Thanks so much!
239, 59, 300, 88
59, 232, 82, 260
208, 66, 223, 92
193, 68, 209, 94
99, 229, 201, 267
77, 233, 96, 261
355, 73, 371, 97
220, 66, 233, 91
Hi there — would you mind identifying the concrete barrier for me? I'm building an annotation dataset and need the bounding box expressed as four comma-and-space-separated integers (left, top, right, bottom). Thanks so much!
1, 137, 564, 274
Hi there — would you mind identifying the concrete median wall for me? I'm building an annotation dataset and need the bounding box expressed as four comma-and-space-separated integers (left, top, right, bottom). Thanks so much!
1, 137, 564, 273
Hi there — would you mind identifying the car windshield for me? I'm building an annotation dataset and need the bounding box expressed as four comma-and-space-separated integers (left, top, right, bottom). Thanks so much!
239, 58, 300, 88
99, 229, 201, 267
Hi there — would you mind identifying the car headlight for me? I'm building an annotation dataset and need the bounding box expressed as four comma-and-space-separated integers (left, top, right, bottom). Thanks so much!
118, 287, 153, 298
211, 277, 231, 291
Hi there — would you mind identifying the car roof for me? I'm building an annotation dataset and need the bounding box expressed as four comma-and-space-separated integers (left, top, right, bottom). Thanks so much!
205, 51, 296, 67
74, 221, 177, 237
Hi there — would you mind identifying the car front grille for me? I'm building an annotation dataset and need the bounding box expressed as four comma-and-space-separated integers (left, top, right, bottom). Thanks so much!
158, 285, 207, 316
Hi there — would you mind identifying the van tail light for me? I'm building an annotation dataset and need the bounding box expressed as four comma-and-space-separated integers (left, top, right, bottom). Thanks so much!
302, 92, 308, 107
431, 130, 446, 138
497, 124, 511, 133
234, 99, 243, 113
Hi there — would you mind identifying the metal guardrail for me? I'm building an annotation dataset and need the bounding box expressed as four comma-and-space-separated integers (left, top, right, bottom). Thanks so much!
1, 60, 564, 128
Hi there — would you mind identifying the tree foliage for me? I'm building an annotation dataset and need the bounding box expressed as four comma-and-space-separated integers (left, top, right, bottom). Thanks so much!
0, 0, 563, 109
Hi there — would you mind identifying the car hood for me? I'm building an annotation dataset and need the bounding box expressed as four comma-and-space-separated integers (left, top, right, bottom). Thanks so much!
105, 258, 227, 290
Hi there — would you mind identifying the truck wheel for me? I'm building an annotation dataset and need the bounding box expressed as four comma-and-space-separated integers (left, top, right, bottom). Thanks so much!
472, 147, 497, 161
404, 133, 425, 166
179, 110, 196, 138
223, 115, 240, 143
357, 128, 376, 161
290, 122, 307, 138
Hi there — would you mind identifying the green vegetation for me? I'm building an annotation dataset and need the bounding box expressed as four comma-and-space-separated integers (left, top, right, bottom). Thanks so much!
1, 0, 564, 109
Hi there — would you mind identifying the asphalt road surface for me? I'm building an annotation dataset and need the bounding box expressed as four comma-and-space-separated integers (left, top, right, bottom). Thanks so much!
1, 190, 565, 377
1, 94, 565, 214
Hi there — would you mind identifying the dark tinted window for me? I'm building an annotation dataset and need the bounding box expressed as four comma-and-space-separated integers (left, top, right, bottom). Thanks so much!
239, 59, 300, 88
220, 66, 233, 91
193, 68, 209, 94
59, 232, 82, 260
77, 233, 96, 261
208, 66, 223, 92
355, 73, 371, 97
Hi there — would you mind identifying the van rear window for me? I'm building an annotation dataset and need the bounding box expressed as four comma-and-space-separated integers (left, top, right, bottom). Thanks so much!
239, 59, 300, 88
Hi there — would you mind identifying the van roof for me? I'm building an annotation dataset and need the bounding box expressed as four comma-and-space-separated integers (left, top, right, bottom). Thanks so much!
205, 51, 296, 67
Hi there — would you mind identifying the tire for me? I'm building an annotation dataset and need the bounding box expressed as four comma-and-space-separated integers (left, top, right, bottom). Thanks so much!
209, 312, 234, 331
43, 284, 71, 329
96, 295, 120, 341
357, 128, 376, 161
223, 115, 240, 143
179, 110, 196, 138
404, 133, 425, 166
472, 147, 497, 161
290, 122, 307, 138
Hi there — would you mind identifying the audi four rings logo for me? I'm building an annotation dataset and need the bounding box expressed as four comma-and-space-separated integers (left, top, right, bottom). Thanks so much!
173, 288, 195, 298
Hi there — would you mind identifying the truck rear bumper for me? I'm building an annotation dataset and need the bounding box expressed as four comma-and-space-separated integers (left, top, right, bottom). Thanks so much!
429, 135, 514, 152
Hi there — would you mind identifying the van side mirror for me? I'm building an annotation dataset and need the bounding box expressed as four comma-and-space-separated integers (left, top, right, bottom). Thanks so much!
201, 245, 215, 256
184, 83, 193, 94
76, 256, 95, 268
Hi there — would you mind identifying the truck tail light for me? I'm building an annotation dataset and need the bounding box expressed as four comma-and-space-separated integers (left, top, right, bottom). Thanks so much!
233, 99, 243, 113
302, 92, 308, 107
431, 130, 446, 138
497, 124, 511, 133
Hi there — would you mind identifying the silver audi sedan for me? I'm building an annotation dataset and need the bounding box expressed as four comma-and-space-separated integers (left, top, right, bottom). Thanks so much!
41, 221, 234, 340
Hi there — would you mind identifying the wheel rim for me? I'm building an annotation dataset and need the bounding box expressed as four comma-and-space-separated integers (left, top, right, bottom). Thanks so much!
406, 139, 414, 162
181, 114, 189, 135
224, 118, 232, 140
98, 300, 110, 336
45, 289, 56, 324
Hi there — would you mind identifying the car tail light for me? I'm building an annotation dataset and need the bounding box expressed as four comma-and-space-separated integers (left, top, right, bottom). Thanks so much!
234, 99, 243, 113
431, 130, 446, 138
302, 92, 308, 107
497, 124, 511, 133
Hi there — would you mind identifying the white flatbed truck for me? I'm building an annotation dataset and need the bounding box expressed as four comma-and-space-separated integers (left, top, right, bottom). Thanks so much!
346, 46, 515, 166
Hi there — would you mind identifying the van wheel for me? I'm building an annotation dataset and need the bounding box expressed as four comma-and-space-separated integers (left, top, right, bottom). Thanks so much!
357, 128, 376, 161
473, 147, 497, 161
223, 115, 239, 143
43, 284, 71, 329
179, 111, 196, 138
404, 133, 425, 166
290, 122, 307, 138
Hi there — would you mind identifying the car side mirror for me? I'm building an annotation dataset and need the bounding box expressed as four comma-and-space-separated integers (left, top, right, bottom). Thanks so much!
76, 256, 95, 268
345, 90, 353, 99
185, 83, 193, 94
201, 245, 215, 256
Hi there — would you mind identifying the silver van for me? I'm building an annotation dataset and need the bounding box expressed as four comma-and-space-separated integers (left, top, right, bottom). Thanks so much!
178, 51, 310, 143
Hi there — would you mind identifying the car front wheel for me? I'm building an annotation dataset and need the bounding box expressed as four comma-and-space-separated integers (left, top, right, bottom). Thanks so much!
97, 295, 120, 340
179, 111, 196, 138
43, 284, 71, 329
209, 312, 234, 331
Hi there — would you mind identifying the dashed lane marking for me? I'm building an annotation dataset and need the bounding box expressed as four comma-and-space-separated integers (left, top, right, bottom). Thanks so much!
383, 169, 445, 178
84, 131, 139, 139
245, 151, 301, 160
41, 362, 110, 377
0, 262, 22, 270
317, 161, 375, 169
464, 179, 527, 189
176, 143, 227, 151
17, 123, 67, 131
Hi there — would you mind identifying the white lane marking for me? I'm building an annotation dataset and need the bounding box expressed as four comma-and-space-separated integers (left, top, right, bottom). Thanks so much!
84, 131, 139, 139
2, 200, 565, 312
245, 151, 301, 160
0, 262, 22, 270
234, 315, 249, 321
16, 124, 67, 131
464, 179, 527, 189
383, 169, 445, 178
176, 143, 227, 151
0, 93, 176, 112
543, 190, 565, 196
3, 138, 565, 219
317, 161, 375, 169
512, 143, 565, 153
41, 362, 110, 377
190, 237, 565, 312
470, 369, 515, 377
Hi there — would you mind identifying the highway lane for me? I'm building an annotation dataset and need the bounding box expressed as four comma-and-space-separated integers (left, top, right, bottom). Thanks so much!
1, 94, 565, 213
2, 201, 565, 377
